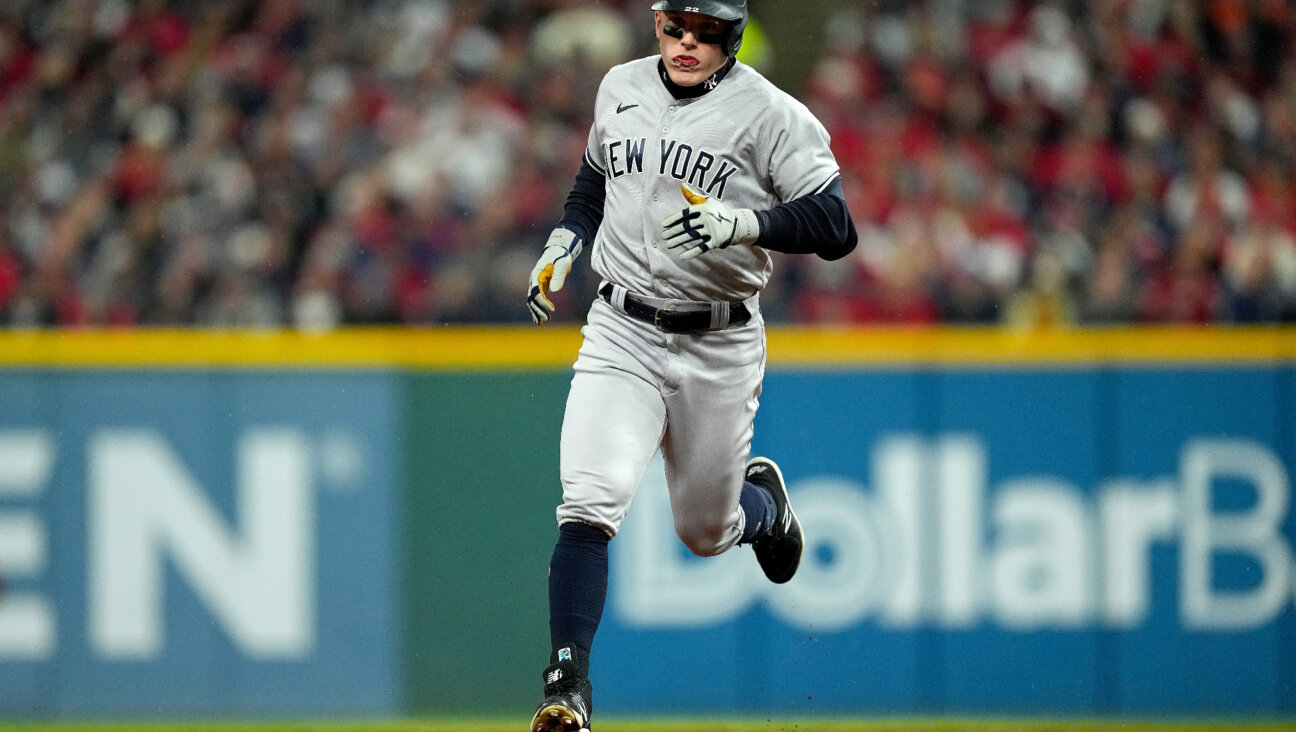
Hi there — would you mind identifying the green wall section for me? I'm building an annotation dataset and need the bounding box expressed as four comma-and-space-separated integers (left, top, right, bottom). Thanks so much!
402, 371, 573, 713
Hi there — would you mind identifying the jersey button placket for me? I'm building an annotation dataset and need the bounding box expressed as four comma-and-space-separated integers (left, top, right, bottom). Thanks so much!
656, 105, 678, 250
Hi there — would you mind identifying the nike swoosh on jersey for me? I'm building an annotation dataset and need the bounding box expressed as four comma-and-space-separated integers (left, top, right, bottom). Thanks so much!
616, 102, 639, 113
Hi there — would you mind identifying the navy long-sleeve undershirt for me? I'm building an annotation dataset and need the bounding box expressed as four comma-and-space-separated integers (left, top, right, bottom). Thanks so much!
556, 155, 607, 246
755, 177, 857, 261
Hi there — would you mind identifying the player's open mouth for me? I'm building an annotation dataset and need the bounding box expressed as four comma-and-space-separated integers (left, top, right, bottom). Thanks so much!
672, 56, 699, 70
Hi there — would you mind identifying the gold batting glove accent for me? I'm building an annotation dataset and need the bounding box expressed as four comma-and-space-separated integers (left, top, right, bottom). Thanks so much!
681, 183, 708, 205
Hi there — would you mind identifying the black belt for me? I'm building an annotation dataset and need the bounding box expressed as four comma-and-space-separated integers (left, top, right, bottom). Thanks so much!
599, 283, 750, 333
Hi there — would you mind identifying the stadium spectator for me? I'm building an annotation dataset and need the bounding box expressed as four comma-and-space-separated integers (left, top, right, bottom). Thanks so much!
0, 0, 1293, 328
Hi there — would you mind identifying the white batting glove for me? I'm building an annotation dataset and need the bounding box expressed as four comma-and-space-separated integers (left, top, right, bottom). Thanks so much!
526, 227, 583, 324
660, 184, 761, 261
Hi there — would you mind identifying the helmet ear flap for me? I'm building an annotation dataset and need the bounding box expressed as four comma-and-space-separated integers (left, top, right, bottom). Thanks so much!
726, 20, 745, 56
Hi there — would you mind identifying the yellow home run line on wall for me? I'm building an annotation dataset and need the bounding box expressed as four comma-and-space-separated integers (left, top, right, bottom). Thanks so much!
767, 325, 1296, 368
0, 326, 1292, 369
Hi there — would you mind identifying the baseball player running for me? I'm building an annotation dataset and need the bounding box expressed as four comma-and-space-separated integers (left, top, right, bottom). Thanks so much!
526, 2, 857, 729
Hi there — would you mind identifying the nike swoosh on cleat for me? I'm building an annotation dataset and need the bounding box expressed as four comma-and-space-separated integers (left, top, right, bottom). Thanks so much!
616, 103, 639, 113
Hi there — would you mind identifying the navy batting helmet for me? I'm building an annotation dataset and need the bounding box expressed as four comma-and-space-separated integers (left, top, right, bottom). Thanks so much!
651, 0, 749, 57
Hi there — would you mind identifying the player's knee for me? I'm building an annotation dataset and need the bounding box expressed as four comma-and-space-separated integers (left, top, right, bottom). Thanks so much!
675, 520, 729, 557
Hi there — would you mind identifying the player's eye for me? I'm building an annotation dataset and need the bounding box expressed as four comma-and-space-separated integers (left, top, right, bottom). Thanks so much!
696, 29, 727, 45
663, 21, 727, 46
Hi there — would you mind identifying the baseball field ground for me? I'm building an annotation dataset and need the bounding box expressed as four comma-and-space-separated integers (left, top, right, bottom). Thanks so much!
2, 719, 1294, 732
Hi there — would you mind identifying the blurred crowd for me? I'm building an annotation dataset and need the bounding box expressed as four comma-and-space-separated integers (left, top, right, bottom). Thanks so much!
0, 0, 1292, 329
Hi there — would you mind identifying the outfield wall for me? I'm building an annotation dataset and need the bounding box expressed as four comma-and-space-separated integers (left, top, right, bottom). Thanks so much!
0, 327, 1293, 719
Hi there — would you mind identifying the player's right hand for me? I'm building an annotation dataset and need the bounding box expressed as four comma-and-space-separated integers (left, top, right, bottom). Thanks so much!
527, 227, 584, 324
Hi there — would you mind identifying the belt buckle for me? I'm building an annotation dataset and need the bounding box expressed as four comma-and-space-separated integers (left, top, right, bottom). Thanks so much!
652, 308, 665, 332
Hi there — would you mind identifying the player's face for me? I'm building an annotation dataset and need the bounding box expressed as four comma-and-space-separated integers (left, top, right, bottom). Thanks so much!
655, 11, 730, 86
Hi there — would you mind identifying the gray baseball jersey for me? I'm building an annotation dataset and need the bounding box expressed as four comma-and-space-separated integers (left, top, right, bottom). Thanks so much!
582, 55, 841, 302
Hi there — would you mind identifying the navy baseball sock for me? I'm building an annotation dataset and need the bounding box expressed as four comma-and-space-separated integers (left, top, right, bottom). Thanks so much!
548, 521, 609, 663
739, 479, 777, 543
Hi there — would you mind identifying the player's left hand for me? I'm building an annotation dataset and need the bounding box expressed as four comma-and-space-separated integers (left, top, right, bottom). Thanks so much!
660, 184, 761, 261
